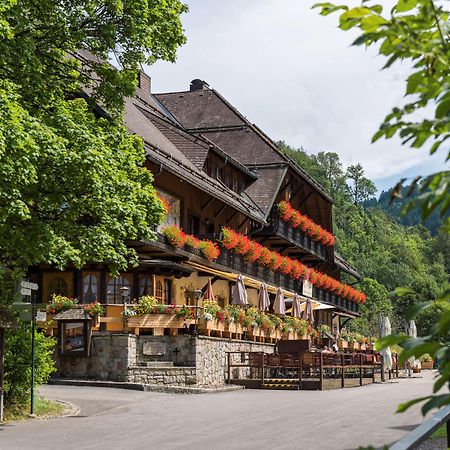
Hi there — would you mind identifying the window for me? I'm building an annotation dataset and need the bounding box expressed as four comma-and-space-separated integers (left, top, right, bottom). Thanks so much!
188, 214, 200, 235
157, 189, 181, 231
164, 279, 172, 305
106, 275, 132, 304
139, 274, 154, 297
155, 278, 164, 303
82, 273, 98, 303
47, 277, 68, 300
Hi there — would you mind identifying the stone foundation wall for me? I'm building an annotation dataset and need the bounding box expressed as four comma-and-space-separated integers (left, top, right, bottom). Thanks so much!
55, 333, 275, 387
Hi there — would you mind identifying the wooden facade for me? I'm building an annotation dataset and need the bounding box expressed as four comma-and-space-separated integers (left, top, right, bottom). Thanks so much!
30, 71, 363, 334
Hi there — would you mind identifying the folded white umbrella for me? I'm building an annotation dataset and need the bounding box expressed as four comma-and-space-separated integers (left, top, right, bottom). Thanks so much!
258, 282, 270, 311
292, 293, 301, 318
204, 278, 215, 302
273, 287, 286, 315
232, 274, 248, 306
302, 298, 314, 323
382, 316, 393, 371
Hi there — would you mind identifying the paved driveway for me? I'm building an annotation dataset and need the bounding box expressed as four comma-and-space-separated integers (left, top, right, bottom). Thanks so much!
0, 372, 437, 450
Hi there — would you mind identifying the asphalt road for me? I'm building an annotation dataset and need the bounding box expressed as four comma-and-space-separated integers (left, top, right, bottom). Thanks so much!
0, 372, 438, 450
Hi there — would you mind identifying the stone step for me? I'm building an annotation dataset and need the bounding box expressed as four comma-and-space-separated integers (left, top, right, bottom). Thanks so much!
142, 361, 174, 368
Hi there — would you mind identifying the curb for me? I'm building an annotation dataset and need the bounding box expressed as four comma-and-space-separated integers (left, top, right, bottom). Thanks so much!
48, 378, 244, 394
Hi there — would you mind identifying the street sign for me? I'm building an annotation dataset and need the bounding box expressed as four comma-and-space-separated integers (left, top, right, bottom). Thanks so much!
20, 281, 38, 291
35, 311, 46, 322
20, 288, 32, 297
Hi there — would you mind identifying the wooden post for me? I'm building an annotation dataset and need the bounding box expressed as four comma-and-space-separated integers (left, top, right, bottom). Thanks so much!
0, 327, 4, 423
359, 354, 363, 386
372, 353, 376, 383
227, 352, 231, 384
319, 352, 323, 391
299, 353, 303, 386
341, 353, 345, 389
261, 352, 265, 385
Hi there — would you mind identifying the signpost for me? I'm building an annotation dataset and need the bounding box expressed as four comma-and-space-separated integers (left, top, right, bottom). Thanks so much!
17, 280, 39, 417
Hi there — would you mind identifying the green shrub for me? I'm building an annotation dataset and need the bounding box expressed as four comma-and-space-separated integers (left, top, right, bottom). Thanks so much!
4, 322, 56, 409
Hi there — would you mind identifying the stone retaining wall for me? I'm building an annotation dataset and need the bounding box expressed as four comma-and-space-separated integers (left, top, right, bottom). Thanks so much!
55, 333, 275, 387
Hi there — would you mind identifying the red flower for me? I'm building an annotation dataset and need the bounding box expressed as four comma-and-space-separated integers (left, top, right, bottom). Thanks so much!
245, 241, 263, 262
221, 227, 239, 249
162, 225, 186, 248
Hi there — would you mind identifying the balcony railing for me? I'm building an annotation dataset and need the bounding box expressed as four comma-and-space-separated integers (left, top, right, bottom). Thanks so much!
152, 233, 357, 315
252, 209, 328, 261
312, 286, 359, 314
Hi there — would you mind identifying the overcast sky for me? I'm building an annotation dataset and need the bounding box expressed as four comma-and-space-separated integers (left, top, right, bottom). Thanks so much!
148, 0, 447, 193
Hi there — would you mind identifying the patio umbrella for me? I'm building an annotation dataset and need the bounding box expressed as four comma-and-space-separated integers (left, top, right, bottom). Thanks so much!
302, 298, 314, 323
406, 319, 419, 373
258, 283, 270, 312
232, 274, 248, 306
273, 287, 286, 315
381, 316, 393, 372
204, 278, 215, 302
292, 293, 302, 318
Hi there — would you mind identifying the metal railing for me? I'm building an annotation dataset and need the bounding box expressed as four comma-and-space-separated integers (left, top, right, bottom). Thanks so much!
390, 405, 450, 450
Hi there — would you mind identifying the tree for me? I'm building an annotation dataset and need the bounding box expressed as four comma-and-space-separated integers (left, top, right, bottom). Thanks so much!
346, 164, 376, 204
0, 0, 187, 276
313, 0, 449, 229
313, 0, 450, 417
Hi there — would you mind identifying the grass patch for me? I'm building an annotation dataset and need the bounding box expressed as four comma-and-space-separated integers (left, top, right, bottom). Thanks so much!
4, 397, 65, 421
430, 424, 447, 439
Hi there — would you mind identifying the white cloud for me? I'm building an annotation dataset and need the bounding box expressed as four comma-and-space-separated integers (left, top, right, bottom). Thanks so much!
148, 0, 447, 188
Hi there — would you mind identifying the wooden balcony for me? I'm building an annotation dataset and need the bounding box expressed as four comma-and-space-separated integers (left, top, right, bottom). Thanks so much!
312, 286, 359, 314
251, 209, 329, 263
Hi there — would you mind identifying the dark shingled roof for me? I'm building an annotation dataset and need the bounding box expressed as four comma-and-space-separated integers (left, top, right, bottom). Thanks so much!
124, 97, 265, 223
244, 165, 288, 216
155, 88, 332, 203
53, 308, 91, 321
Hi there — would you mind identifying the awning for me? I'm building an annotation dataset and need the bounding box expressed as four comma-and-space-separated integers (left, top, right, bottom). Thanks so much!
187, 261, 331, 313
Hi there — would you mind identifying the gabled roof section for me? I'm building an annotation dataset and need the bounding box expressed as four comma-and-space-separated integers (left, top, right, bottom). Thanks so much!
124, 97, 265, 224
155, 87, 332, 203
334, 252, 361, 280
244, 165, 288, 218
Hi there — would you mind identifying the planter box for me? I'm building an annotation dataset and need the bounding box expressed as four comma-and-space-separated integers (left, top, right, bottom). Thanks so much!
349, 342, 360, 351
339, 339, 348, 350
248, 325, 264, 340
198, 319, 225, 334
421, 361, 433, 370
282, 331, 296, 340
359, 343, 367, 351
224, 322, 244, 335
127, 314, 188, 335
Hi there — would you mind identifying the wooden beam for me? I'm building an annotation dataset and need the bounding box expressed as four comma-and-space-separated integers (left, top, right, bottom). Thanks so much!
201, 276, 220, 294
226, 211, 238, 225
214, 204, 227, 218
237, 218, 248, 232
201, 197, 215, 211
299, 190, 313, 205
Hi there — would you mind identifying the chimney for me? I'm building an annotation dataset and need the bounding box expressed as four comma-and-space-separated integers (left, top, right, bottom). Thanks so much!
138, 70, 151, 94
190, 79, 210, 91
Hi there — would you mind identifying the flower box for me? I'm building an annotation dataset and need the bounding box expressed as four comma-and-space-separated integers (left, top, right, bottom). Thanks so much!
349, 342, 359, 351
360, 343, 367, 351
127, 314, 188, 334
224, 322, 244, 335
248, 325, 264, 340
339, 339, 348, 349
421, 361, 433, 370
282, 331, 296, 340
198, 318, 225, 333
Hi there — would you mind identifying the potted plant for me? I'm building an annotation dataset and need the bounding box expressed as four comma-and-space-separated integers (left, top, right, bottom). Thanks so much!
224, 305, 244, 335
84, 301, 105, 327
198, 299, 225, 334
339, 330, 349, 349
420, 353, 434, 370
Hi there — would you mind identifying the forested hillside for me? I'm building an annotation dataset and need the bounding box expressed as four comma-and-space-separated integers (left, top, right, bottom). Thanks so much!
278, 141, 450, 337
364, 189, 446, 236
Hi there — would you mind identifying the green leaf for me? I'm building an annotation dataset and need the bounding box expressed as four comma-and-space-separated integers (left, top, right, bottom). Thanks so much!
390, 287, 416, 297
376, 334, 408, 351
360, 15, 388, 32
397, 396, 430, 413
405, 302, 431, 321
396, 0, 419, 13
436, 98, 450, 119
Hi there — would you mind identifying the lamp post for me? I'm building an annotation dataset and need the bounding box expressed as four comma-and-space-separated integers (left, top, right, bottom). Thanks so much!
193, 289, 203, 336
119, 286, 130, 304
